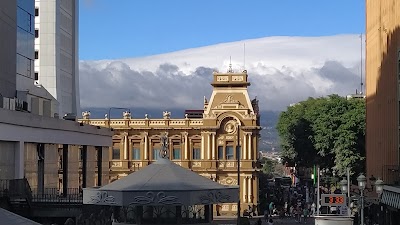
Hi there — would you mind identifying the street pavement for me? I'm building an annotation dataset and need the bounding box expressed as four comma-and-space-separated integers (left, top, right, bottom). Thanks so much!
214, 215, 315, 225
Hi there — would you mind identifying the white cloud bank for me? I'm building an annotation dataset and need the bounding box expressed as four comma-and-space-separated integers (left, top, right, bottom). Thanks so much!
80, 34, 364, 111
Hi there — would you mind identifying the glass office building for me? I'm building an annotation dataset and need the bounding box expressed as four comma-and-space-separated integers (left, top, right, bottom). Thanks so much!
17, 0, 35, 81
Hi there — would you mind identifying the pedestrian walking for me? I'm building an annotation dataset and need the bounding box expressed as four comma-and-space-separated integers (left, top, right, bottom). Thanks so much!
311, 203, 315, 216
303, 207, 309, 223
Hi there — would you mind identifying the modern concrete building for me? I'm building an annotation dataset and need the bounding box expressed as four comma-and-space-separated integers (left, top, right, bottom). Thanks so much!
34, 0, 80, 117
366, 0, 400, 223
0, 1, 112, 223
0, 0, 59, 117
0, 1, 17, 98
80, 69, 262, 216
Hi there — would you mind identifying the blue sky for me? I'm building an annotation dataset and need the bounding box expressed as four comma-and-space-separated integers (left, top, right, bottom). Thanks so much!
79, 0, 365, 60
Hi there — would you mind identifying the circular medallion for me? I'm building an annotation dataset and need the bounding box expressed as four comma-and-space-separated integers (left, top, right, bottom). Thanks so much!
224, 121, 237, 134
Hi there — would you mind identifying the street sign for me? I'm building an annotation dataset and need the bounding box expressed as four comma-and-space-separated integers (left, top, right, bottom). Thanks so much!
321, 194, 347, 206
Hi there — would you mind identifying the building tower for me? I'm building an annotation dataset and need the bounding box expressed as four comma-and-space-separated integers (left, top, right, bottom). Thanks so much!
34, 0, 80, 117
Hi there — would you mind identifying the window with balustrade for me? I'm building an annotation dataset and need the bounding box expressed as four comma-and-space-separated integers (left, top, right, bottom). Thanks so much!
172, 141, 181, 160
192, 142, 201, 160
226, 142, 234, 160
152, 142, 160, 160
112, 143, 120, 160
131, 142, 140, 160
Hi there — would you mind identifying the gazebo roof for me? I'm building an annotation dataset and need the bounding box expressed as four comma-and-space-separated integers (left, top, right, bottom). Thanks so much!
83, 158, 238, 206
100, 158, 231, 191
0, 208, 41, 225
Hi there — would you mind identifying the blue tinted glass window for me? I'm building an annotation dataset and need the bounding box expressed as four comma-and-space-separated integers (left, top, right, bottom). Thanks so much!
173, 148, 181, 160
112, 148, 120, 160
192, 148, 201, 160
153, 149, 160, 160
218, 146, 224, 160
132, 148, 140, 160
226, 146, 234, 160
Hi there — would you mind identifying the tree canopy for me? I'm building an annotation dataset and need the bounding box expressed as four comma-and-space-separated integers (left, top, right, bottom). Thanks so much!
276, 95, 365, 176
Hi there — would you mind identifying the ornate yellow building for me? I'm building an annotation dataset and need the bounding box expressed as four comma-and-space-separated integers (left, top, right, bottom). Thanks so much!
80, 69, 262, 216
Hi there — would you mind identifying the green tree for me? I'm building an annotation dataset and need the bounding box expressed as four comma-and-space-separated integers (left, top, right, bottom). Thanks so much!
261, 157, 277, 176
276, 95, 365, 176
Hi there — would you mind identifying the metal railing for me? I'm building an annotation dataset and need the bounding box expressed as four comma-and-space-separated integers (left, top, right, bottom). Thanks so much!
0, 179, 32, 198
30, 188, 82, 203
0, 178, 32, 206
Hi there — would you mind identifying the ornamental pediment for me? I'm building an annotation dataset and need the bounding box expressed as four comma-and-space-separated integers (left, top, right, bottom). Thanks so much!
213, 95, 246, 110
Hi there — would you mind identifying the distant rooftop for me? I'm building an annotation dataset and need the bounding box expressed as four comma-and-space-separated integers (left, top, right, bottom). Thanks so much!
346, 94, 366, 99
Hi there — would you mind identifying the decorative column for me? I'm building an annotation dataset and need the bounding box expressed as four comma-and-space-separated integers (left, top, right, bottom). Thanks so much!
243, 176, 247, 203
201, 132, 205, 159
207, 132, 211, 160
123, 133, 129, 160
248, 176, 252, 203
143, 132, 148, 160
211, 132, 216, 159
243, 133, 247, 160
247, 133, 252, 160
182, 132, 188, 160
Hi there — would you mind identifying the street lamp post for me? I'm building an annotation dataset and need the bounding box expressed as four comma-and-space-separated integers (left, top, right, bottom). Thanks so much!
236, 123, 241, 225
375, 178, 384, 225
340, 177, 351, 217
108, 107, 131, 128
375, 178, 384, 196
341, 174, 384, 225
357, 174, 366, 225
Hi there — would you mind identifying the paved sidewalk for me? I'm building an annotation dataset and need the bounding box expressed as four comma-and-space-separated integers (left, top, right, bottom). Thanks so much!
214, 216, 315, 225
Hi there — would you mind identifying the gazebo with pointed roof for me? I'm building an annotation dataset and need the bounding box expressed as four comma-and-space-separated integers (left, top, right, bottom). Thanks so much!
83, 157, 238, 224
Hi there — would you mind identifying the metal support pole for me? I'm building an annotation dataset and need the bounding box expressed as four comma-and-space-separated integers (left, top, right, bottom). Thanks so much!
108, 107, 131, 128
237, 124, 241, 225
361, 189, 364, 225
347, 168, 351, 216
37, 143, 45, 195
317, 166, 320, 216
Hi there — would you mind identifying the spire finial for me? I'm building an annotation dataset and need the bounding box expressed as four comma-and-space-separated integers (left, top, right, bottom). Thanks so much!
228, 56, 233, 73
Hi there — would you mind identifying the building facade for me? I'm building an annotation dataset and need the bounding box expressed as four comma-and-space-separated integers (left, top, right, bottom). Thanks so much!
0, 2, 112, 223
366, 0, 400, 186
34, 0, 80, 117
80, 70, 262, 216
0, 0, 17, 98
366, 0, 400, 223
16, 0, 35, 95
